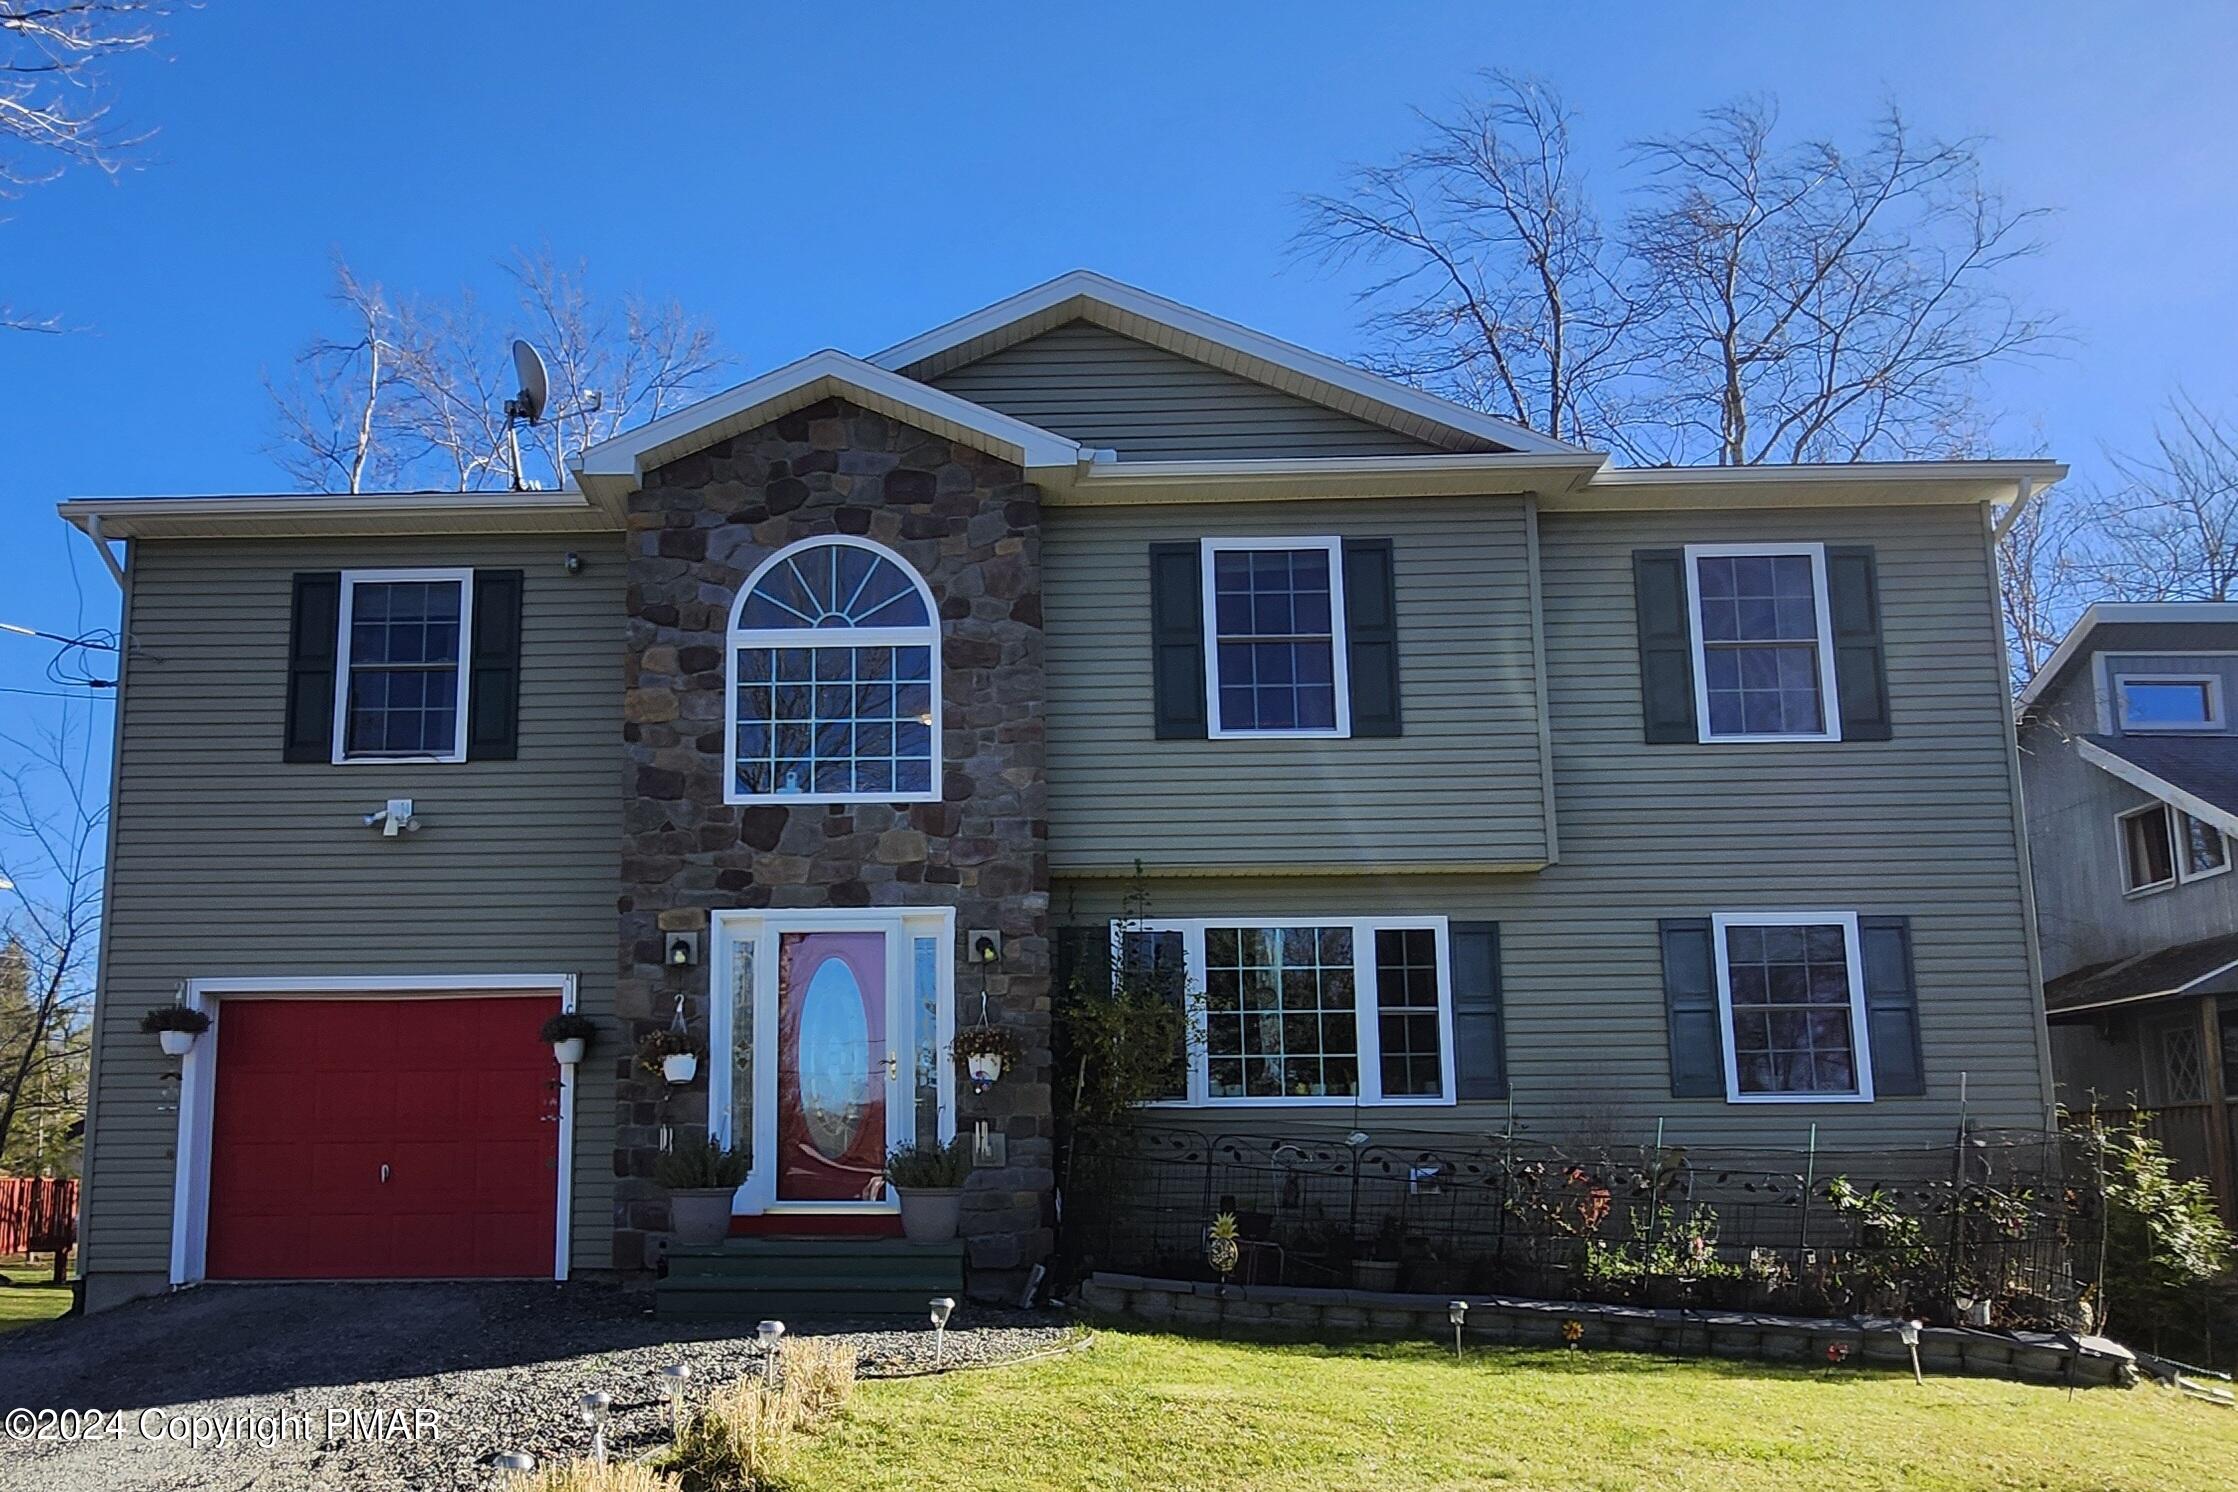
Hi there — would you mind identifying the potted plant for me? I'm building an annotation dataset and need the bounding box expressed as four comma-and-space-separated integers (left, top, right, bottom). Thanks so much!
540, 1011, 597, 1066
1351, 1214, 1404, 1291
655, 1137, 749, 1246
885, 1138, 971, 1245
139, 1005, 210, 1057
952, 1024, 1023, 1093
638, 1029, 703, 1085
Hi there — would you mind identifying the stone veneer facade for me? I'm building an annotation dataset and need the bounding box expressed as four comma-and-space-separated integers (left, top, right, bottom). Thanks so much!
617, 396, 1052, 1289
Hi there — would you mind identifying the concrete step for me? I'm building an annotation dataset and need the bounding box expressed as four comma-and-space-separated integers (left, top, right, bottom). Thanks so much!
656, 1236, 965, 1320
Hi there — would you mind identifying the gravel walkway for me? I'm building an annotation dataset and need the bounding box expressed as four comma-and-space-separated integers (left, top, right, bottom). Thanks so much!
0, 1280, 1084, 1491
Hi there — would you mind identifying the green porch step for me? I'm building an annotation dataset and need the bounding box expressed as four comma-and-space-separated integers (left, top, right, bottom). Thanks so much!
656, 1237, 965, 1320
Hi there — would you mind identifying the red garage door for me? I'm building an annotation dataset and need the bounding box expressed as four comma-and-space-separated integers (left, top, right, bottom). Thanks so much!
205, 995, 562, 1280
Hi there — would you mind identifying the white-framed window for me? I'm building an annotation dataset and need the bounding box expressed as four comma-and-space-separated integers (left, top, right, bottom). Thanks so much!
2119, 800, 2229, 893
1112, 916, 1454, 1106
1711, 911, 1874, 1104
1200, 536, 1351, 738
725, 537, 941, 804
1683, 543, 1841, 743
333, 568, 474, 763
2115, 673, 2225, 733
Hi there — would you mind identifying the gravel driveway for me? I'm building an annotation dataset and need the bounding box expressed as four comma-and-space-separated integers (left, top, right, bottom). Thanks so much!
0, 1281, 1082, 1490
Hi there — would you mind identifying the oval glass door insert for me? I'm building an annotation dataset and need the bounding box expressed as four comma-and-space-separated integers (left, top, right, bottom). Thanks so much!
775, 931, 888, 1202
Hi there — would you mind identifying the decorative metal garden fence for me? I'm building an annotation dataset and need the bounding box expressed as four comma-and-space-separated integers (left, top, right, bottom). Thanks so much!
1059, 1124, 2100, 1330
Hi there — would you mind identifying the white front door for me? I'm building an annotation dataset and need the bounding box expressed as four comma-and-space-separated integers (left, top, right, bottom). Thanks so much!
711, 909, 955, 1215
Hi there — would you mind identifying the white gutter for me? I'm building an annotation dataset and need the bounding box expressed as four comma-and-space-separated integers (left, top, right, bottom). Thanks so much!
84, 514, 126, 588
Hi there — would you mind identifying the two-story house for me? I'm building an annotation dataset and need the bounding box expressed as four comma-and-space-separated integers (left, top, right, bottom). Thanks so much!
2019, 602, 2238, 1219
59, 271, 2063, 1313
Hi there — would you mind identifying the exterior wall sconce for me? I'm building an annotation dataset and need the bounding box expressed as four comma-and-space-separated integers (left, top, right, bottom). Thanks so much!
664, 932, 700, 969
969, 930, 1001, 965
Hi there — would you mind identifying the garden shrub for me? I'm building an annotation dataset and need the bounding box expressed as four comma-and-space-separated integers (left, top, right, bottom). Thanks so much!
2072, 1109, 2236, 1351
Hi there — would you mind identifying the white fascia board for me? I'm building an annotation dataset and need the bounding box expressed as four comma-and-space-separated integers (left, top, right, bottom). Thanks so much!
2049, 957, 2238, 1016
2075, 737, 2238, 840
1563, 460, 2068, 512
2018, 600, 2238, 710
868, 269, 1588, 459
574, 349, 1081, 507
1059, 451, 1605, 504
56, 488, 615, 541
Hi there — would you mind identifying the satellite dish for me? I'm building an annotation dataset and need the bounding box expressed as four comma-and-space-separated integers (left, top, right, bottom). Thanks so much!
506, 339, 549, 425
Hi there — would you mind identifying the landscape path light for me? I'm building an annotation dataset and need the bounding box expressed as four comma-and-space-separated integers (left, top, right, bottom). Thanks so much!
662, 1362, 691, 1432
758, 1319, 786, 1382
930, 1296, 956, 1369
1448, 1300, 1468, 1361
494, 1450, 536, 1484
1897, 1319, 1924, 1385
578, 1390, 613, 1464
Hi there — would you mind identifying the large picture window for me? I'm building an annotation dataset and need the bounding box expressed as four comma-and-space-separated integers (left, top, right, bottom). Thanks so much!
1112, 916, 1453, 1106
1711, 912, 1873, 1103
334, 568, 473, 762
1684, 543, 1841, 743
1200, 537, 1351, 738
726, 538, 941, 804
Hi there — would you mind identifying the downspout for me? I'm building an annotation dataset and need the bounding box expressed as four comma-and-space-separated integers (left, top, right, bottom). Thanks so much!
84, 516, 127, 588
1990, 476, 2039, 542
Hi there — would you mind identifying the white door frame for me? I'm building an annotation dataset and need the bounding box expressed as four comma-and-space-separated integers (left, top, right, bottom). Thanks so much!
709, 908, 956, 1216
169, 973, 579, 1287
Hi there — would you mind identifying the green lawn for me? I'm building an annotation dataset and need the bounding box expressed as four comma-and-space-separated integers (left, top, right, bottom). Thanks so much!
0, 1283, 72, 1333
786, 1331, 2238, 1492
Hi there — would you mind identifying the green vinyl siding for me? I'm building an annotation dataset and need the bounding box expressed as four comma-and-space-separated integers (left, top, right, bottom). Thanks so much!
82, 533, 624, 1282
926, 320, 1452, 460
1049, 500, 2049, 1145
1044, 495, 1552, 874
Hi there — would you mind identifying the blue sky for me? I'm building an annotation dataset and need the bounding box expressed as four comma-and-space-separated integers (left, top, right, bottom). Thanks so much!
4, 1, 2235, 768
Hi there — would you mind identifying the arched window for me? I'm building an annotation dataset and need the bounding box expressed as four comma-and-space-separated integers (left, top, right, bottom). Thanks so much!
726, 537, 941, 803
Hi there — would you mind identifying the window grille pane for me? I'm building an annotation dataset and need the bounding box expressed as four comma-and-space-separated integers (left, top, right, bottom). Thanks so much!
1374, 927, 1444, 1097
2124, 809, 2176, 890
1696, 553, 1826, 738
1722, 921, 1859, 1096
1210, 546, 1341, 733
1203, 924, 1358, 1098
342, 579, 462, 757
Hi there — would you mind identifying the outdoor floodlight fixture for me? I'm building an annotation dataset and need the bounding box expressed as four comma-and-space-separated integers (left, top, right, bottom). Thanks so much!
1448, 1300, 1468, 1361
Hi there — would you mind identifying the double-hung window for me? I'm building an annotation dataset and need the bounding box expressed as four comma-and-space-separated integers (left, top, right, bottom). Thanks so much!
1112, 916, 1454, 1106
334, 569, 474, 762
2115, 674, 2224, 733
1201, 537, 1351, 738
1685, 544, 1841, 742
2120, 800, 2229, 894
1711, 911, 1873, 1103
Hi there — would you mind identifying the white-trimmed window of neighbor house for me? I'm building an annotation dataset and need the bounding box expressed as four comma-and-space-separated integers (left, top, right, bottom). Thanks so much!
2116, 674, 2224, 733
334, 568, 473, 763
1201, 537, 1351, 738
1684, 543, 1841, 742
726, 537, 940, 804
1114, 917, 1454, 1106
1712, 911, 1874, 1103
2120, 800, 2228, 894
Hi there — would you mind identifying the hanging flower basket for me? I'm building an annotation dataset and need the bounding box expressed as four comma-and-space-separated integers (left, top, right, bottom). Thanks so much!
952, 1024, 1023, 1093
638, 1029, 703, 1085
139, 1005, 210, 1057
539, 1012, 598, 1066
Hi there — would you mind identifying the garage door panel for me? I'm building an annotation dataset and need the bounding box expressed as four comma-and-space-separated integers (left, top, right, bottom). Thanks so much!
204, 994, 562, 1281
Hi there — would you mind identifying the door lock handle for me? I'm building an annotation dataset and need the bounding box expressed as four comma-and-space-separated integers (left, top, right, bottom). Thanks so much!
884, 1052, 899, 1081
379, 1164, 391, 1184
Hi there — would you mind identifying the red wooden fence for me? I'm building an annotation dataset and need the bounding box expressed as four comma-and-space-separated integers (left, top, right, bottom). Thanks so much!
0, 1177, 77, 1255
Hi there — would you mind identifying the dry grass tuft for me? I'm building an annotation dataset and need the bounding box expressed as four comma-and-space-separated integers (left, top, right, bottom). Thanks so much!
510, 1457, 681, 1492
662, 1338, 862, 1490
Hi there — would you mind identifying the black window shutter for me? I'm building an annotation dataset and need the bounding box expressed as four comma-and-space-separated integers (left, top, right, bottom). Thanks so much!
1148, 542, 1207, 739
1343, 538, 1402, 737
1859, 915, 1925, 1096
467, 569, 525, 761
1658, 918, 1726, 1097
1633, 549, 1699, 744
1826, 546, 1892, 741
1449, 920, 1507, 1100
283, 572, 341, 763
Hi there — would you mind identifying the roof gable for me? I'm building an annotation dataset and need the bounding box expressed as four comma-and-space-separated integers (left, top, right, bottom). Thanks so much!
872, 270, 1586, 459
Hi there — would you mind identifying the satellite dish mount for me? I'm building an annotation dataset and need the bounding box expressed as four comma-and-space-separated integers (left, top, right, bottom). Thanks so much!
503, 339, 550, 492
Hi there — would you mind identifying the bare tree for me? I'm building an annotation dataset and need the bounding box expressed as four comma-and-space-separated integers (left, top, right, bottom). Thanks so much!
2085, 394, 2238, 602
1296, 71, 1641, 448
1995, 480, 2091, 684
1627, 100, 2054, 465
0, 722, 102, 1170
267, 250, 727, 493
1, 0, 166, 331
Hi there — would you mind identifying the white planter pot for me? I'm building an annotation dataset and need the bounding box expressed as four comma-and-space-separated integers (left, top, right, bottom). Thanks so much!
157, 1029, 197, 1058
552, 1037, 587, 1066
663, 1052, 698, 1085
965, 1052, 1003, 1091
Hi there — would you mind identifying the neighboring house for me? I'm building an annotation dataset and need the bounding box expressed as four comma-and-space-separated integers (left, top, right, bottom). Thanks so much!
58, 270, 2063, 1313
2018, 602, 2238, 1219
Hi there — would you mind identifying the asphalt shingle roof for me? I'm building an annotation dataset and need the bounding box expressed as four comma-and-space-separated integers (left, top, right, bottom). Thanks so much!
2044, 930, 2238, 1015
2082, 732, 2238, 820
